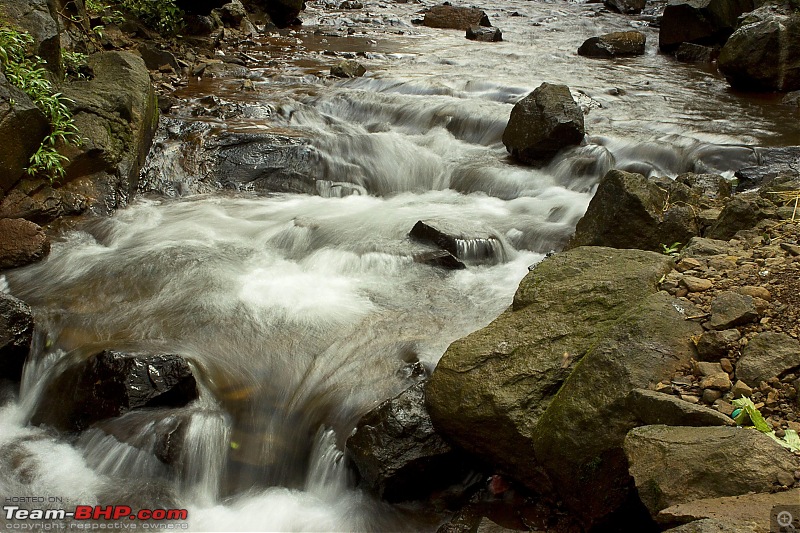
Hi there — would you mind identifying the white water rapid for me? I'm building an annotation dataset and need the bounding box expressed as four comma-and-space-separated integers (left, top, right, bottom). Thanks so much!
1, 0, 795, 531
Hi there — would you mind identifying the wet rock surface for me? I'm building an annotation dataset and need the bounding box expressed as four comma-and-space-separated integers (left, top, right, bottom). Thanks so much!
659, 0, 755, 52
578, 31, 646, 58
32, 350, 199, 432
423, 5, 492, 30
465, 26, 502, 42
502, 82, 585, 165
346, 382, 470, 502
0, 218, 50, 270
409, 219, 505, 264
0, 293, 34, 384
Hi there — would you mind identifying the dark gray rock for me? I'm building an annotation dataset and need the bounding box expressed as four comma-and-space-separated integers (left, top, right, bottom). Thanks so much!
737, 332, 800, 385
32, 350, 199, 432
735, 146, 800, 190
674, 43, 717, 63
215, 1, 248, 26
330, 60, 366, 78
244, 0, 304, 27
707, 291, 759, 330
706, 195, 779, 240
680, 237, 730, 257
0, 180, 88, 225
502, 83, 585, 164
1, 0, 62, 77
659, 0, 755, 52
0, 293, 34, 383
578, 31, 646, 57
339, 1, 363, 8
0, 73, 49, 194
624, 425, 800, 516
412, 250, 466, 270
409, 219, 505, 264
628, 389, 734, 427
604, 0, 646, 14
783, 91, 800, 107
718, 6, 800, 92
568, 169, 699, 252
0, 218, 50, 270
466, 26, 502, 42
695, 329, 740, 361
675, 173, 731, 200
346, 382, 468, 502
423, 5, 491, 30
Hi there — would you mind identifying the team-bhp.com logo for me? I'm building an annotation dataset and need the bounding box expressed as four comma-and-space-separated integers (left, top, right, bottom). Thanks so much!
4, 505, 188, 530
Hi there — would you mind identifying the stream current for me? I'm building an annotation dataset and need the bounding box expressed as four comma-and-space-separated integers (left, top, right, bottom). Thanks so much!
2, 0, 798, 531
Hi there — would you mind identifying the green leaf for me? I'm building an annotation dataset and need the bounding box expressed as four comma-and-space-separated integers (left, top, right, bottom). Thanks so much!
731, 397, 772, 433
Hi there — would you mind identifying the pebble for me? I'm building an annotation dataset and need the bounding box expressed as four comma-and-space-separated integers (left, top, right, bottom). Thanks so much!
736, 285, 771, 300
682, 275, 713, 292
731, 380, 753, 398
720, 358, 734, 374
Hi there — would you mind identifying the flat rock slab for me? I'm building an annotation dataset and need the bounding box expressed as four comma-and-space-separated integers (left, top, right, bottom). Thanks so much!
707, 291, 759, 330
663, 518, 760, 532
658, 489, 800, 532
628, 389, 734, 427
624, 425, 800, 516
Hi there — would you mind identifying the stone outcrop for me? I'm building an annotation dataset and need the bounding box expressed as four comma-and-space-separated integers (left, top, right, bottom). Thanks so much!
659, 0, 755, 52
568, 169, 700, 252
32, 350, 199, 432
0, 293, 34, 383
0, 73, 49, 194
578, 31, 646, 58
502, 83, 585, 164
624, 425, 799, 516
0, 218, 50, 270
718, 6, 800, 92
423, 5, 491, 30
346, 382, 468, 502
427, 247, 676, 528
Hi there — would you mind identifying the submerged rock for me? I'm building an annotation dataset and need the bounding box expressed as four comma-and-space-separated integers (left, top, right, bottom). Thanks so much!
0, 293, 34, 383
674, 43, 717, 63
502, 83, 585, 164
0, 218, 50, 270
346, 382, 469, 502
718, 6, 800, 92
409, 219, 505, 264
659, 0, 754, 52
624, 425, 800, 516
423, 5, 491, 30
578, 31, 646, 58
604, 0, 646, 14
32, 350, 199, 432
330, 60, 367, 78
466, 26, 502, 42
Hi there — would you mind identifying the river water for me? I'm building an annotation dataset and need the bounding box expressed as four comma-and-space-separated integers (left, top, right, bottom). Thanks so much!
1, 0, 796, 531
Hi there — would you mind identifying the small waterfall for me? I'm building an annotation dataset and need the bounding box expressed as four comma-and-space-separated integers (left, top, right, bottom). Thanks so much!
454, 237, 509, 264
179, 408, 231, 505
304, 427, 349, 498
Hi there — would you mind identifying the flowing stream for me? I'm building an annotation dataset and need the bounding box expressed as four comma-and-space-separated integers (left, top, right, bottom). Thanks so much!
1, 0, 797, 531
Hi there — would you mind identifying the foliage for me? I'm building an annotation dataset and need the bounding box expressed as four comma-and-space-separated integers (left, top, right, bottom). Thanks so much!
61, 49, 89, 80
0, 27, 80, 181
732, 397, 800, 452
118, 0, 184, 35
661, 242, 682, 256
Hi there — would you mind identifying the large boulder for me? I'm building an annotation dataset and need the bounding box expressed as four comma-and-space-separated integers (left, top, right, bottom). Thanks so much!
423, 5, 491, 30
58, 51, 158, 215
426, 247, 674, 510
718, 6, 800, 92
346, 382, 469, 502
0, 73, 49, 194
659, 0, 755, 52
501, 83, 585, 164
568, 169, 699, 252
578, 31, 646, 58
531, 292, 703, 528
624, 425, 800, 516
736, 331, 800, 385
0, 293, 34, 383
0, 218, 50, 270
604, 0, 646, 14
31, 350, 199, 432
